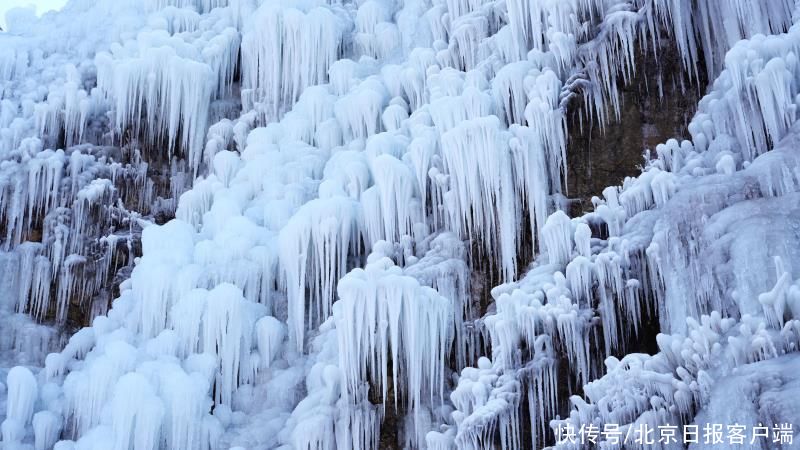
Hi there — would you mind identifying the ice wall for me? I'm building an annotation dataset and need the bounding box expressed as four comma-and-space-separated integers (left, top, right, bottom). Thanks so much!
1, 0, 799, 449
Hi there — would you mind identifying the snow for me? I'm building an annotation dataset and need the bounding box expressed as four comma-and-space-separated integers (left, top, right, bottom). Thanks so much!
1, 0, 800, 449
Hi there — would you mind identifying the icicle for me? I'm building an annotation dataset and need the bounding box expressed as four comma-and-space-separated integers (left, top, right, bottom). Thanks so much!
280, 197, 362, 350
363, 154, 423, 244
508, 126, 551, 256
241, 5, 347, 120
157, 363, 213, 450
541, 210, 573, 265
403, 232, 473, 369
111, 373, 164, 450
441, 116, 519, 281
132, 219, 195, 338
759, 257, 792, 328
492, 62, 534, 126
573, 222, 591, 257
16, 241, 43, 314
334, 250, 451, 432
334, 78, 389, 141
5, 366, 38, 426
202, 283, 247, 407
33, 411, 62, 450
95, 46, 214, 172
170, 289, 208, 358
450, 358, 521, 450
255, 316, 285, 369
212, 151, 240, 188
565, 256, 593, 306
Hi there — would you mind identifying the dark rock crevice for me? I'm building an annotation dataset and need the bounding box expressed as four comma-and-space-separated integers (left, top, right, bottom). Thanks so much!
565, 39, 708, 216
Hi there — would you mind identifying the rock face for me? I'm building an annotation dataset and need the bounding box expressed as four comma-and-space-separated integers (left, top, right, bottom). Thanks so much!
566, 41, 705, 214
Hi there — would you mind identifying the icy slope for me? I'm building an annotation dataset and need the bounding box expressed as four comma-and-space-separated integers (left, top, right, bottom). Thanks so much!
1, 0, 799, 449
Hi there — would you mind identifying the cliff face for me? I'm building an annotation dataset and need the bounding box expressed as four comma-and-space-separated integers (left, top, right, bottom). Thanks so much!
566, 41, 705, 215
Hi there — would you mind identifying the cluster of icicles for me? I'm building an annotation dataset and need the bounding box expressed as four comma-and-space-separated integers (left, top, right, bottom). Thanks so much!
1, 0, 800, 449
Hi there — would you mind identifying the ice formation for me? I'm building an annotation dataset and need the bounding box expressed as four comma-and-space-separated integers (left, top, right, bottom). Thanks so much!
2, 0, 800, 449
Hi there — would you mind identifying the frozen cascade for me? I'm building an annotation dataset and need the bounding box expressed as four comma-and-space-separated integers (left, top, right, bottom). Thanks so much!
333, 235, 474, 449
3, 0, 800, 449
110, 373, 164, 450
3, 366, 38, 443
240, 4, 348, 122
440, 116, 519, 281
202, 283, 250, 407
33, 411, 62, 450
334, 245, 451, 448
280, 197, 363, 350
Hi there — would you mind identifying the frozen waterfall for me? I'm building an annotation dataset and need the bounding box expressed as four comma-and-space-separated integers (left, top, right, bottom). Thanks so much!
1, 0, 800, 449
